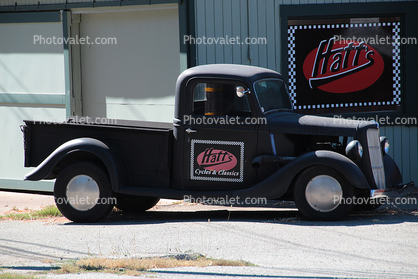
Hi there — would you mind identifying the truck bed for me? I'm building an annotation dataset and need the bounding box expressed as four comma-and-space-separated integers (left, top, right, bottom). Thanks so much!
23, 117, 173, 189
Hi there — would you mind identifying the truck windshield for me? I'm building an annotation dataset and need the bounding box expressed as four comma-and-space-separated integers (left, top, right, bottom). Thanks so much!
254, 79, 292, 113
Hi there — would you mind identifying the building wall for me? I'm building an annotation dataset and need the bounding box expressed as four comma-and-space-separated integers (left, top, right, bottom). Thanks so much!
0, 17, 66, 191
193, 0, 418, 185
0, 2, 181, 192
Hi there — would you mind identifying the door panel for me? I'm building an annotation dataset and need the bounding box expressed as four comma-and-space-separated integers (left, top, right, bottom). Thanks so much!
182, 81, 258, 190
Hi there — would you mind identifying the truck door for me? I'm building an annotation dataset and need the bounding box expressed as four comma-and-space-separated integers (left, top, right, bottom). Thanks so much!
182, 80, 259, 190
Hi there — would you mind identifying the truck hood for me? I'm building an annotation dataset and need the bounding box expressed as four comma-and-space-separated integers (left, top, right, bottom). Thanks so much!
267, 112, 373, 137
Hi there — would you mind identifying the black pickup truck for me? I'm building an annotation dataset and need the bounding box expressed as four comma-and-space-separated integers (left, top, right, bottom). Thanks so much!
22, 64, 414, 222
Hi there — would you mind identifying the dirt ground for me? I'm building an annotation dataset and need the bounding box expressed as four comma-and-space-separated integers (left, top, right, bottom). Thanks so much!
0, 191, 55, 214
0, 190, 295, 215
1, 189, 416, 217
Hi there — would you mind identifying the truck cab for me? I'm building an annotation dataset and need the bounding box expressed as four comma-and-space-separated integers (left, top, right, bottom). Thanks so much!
23, 64, 414, 222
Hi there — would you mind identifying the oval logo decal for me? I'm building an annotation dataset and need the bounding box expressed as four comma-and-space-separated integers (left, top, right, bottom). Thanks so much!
197, 148, 237, 171
303, 37, 384, 93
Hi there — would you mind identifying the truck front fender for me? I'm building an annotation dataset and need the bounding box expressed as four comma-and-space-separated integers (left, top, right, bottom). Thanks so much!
24, 138, 127, 192
234, 150, 370, 199
384, 154, 403, 187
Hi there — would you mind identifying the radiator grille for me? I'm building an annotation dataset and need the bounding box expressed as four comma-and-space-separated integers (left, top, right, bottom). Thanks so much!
367, 129, 386, 189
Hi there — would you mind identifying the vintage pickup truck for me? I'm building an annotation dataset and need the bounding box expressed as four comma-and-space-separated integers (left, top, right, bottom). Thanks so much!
22, 64, 414, 222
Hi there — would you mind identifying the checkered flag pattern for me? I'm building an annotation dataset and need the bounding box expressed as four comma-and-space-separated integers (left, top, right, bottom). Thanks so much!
392, 22, 401, 105
287, 26, 297, 107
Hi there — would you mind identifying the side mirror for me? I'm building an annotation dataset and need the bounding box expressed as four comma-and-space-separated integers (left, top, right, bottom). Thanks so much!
236, 86, 250, 98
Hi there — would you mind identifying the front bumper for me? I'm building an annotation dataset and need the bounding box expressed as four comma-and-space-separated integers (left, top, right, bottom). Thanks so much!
370, 181, 416, 199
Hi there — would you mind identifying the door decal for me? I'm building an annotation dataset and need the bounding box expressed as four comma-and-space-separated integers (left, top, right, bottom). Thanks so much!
190, 139, 244, 182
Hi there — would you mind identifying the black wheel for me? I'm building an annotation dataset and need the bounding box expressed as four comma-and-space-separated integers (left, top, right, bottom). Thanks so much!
54, 161, 115, 223
293, 165, 356, 221
116, 195, 160, 213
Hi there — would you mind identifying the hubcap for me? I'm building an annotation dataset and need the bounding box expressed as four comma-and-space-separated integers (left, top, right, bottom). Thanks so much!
305, 175, 342, 212
66, 175, 100, 211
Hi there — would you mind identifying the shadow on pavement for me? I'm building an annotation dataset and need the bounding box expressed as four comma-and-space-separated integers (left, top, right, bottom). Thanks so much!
61, 201, 418, 227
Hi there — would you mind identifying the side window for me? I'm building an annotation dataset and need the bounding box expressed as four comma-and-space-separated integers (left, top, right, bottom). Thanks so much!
193, 82, 251, 117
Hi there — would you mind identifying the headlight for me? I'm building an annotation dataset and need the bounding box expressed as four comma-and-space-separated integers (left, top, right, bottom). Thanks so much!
345, 140, 363, 161
380, 136, 389, 155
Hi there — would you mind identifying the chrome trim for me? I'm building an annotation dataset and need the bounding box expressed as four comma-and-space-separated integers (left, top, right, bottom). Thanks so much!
186, 128, 197, 134
270, 133, 277, 155
380, 136, 390, 155
367, 129, 386, 189
370, 182, 415, 199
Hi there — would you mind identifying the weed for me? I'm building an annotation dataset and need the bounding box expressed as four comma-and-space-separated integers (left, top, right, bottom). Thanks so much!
0, 205, 62, 221
55, 254, 253, 275
0, 273, 38, 279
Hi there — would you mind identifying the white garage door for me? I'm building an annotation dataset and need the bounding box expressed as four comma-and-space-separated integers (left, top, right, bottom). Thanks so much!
79, 4, 180, 123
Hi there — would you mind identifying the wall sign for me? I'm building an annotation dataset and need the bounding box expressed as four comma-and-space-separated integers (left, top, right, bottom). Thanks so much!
287, 17, 401, 114
190, 139, 244, 182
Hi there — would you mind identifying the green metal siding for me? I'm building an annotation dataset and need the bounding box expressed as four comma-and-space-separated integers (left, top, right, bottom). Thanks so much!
380, 126, 418, 184
194, 0, 282, 70
0, 11, 60, 23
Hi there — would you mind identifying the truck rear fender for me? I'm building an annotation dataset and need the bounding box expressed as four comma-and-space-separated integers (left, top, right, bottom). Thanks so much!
234, 150, 370, 199
24, 138, 127, 192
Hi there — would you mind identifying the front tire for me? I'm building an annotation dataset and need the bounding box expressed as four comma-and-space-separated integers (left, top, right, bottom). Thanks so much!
293, 165, 355, 221
54, 161, 115, 223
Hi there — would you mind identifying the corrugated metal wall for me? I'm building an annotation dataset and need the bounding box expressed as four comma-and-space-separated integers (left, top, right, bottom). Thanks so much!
380, 126, 418, 185
194, 0, 281, 70
194, 0, 418, 185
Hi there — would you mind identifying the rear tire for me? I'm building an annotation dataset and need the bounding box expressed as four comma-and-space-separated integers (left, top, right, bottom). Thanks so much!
54, 161, 115, 223
293, 165, 355, 221
116, 195, 160, 213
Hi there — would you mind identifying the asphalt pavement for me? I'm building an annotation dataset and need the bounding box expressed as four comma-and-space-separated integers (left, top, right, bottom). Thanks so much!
0, 191, 417, 279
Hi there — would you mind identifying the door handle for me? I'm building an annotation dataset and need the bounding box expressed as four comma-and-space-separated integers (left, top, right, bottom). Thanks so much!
186, 128, 197, 134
